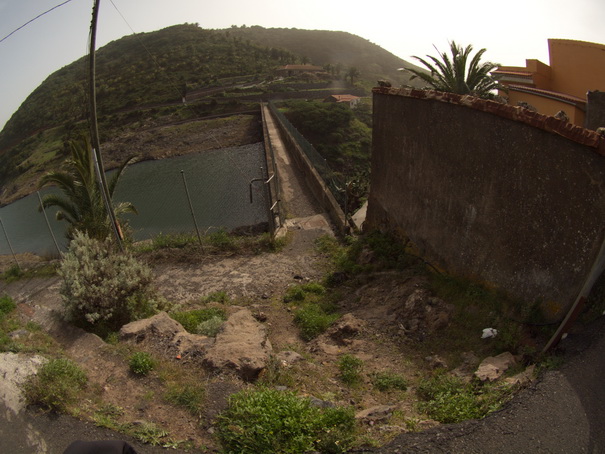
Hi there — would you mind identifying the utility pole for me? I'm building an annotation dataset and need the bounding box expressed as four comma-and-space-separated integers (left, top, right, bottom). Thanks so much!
89, 0, 123, 251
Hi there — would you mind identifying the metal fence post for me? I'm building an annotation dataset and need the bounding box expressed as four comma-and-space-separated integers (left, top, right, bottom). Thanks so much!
180, 170, 202, 245
37, 191, 62, 256
0, 217, 20, 270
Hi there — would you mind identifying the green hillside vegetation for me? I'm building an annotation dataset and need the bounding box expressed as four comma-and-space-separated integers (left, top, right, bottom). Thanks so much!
0, 24, 420, 205
228, 25, 424, 88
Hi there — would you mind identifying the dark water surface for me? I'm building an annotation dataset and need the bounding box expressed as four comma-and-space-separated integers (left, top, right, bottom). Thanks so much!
0, 143, 268, 256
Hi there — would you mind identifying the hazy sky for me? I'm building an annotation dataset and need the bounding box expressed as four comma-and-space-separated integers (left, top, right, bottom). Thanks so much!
0, 0, 603, 130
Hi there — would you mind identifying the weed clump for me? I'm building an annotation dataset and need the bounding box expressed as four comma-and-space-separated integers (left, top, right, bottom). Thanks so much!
417, 371, 512, 423
129, 351, 156, 376
217, 388, 355, 454
23, 357, 87, 412
294, 303, 339, 341
338, 354, 364, 385
170, 307, 226, 336
372, 372, 408, 392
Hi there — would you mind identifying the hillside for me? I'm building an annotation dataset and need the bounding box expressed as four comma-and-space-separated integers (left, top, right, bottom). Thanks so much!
0, 24, 421, 205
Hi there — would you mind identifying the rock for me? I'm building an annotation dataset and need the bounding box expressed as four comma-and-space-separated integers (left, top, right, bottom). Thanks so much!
425, 355, 448, 369
474, 352, 517, 382
355, 405, 397, 422
171, 331, 213, 360
203, 309, 273, 381
119, 311, 184, 342
8, 329, 30, 339
450, 351, 480, 381
505, 364, 536, 386
327, 313, 365, 345
276, 350, 304, 365
0, 353, 47, 414
308, 395, 335, 408
395, 289, 454, 340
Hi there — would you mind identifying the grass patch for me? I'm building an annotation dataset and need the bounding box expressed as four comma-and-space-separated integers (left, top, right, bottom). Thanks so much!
128, 351, 156, 376
0, 294, 16, 318
0, 263, 58, 283
216, 388, 355, 454
22, 357, 88, 412
136, 230, 285, 256
283, 282, 326, 303
164, 383, 206, 418
294, 303, 339, 341
170, 308, 226, 335
372, 372, 408, 392
417, 371, 513, 423
338, 354, 364, 386
423, 273, 534, 359
200, 291, 230, 304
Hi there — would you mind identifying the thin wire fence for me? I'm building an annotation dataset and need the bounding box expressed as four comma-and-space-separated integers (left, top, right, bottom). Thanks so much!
0, 143, 271, 258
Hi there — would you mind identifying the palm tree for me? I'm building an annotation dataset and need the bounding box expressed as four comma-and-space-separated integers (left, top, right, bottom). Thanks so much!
403, 41, 504, 98
38, 136, 137, 241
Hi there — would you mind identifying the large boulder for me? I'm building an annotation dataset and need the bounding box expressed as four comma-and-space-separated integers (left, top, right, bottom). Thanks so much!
119, 311, 184, 342
203, 308, 273, 381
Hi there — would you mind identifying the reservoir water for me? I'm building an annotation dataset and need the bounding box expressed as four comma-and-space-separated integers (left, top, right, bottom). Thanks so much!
0, 142, 269, 256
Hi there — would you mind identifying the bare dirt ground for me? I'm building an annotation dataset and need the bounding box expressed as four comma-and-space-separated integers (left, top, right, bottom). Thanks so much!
0, 221, 445, 453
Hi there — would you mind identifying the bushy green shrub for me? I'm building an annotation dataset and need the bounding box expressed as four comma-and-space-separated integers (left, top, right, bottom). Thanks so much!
372, 372, 408, 392
338, 354, 364, 385
170, 308, 226, 335
216, 388, 355, 454
129, 351, 155, 376
294, 303, 339, 341
59, 231, 158, 335
197, 315, 224, 337
0, 295, 16, 319
417, 371, 511, 423
23, 357, 87, 412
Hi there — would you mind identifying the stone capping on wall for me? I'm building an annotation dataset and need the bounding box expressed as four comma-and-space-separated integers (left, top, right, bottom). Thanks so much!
372, 86, 605, 155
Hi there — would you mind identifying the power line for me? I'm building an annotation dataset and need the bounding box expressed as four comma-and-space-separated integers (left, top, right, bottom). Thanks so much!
0, 0, 75, 44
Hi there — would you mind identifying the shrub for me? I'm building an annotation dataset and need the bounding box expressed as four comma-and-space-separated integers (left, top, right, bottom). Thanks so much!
294, 303, 339, 341
197, 315, 224, 337
1, 264, 22, 283
417, 371, 511, 423
0, 295, 16, 319
170, 308, 226, 334
23, 357, 87, 412
338, 354, 363, 385
59, 231, 158, 335
216, 388, 355, 454
372, 372, 408, 392
129, 351, 155, 376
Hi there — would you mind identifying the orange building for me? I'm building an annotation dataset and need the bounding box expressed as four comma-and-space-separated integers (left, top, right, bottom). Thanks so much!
493, 39, 605, 127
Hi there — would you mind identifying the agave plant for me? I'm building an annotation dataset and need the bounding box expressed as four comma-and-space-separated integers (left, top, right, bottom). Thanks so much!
38, 136, 137, 241
404, 41, 505, 99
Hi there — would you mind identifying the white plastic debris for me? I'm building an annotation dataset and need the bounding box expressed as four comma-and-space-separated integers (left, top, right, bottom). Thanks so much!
481, 328, 498, 339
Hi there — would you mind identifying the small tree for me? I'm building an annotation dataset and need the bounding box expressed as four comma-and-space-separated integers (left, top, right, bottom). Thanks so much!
403, 41, 504, 99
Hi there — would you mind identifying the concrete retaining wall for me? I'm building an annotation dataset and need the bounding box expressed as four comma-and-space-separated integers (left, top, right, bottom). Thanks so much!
366, 87, 605, 319
266, 105, 347, 233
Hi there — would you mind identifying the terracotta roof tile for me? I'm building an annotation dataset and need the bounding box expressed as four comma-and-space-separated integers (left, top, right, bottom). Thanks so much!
372, 86, 604, 155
